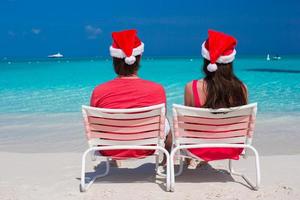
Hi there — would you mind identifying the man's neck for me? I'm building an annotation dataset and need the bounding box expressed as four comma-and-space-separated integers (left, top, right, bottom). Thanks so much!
117, 74, 139, 79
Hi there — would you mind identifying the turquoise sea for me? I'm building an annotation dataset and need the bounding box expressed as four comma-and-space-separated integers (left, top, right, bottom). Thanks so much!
1, 56, 300, 154
1, 56, 300, 114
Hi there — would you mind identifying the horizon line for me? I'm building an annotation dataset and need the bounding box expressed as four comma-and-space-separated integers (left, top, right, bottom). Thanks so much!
2, 54, 300, 61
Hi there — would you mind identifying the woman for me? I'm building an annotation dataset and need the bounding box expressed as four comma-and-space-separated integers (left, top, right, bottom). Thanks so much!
184, 30, 248, 168
90, 29, 171, 162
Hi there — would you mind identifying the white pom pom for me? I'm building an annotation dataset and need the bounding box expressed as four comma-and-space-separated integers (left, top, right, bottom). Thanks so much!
207, 63, 218, 72
124, 56, 136, 65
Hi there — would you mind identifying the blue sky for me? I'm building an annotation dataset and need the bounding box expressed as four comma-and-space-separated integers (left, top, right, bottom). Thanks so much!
1, 0, 300, 58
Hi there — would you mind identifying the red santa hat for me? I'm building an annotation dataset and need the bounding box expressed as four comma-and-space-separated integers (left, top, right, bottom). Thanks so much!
201, 30, 237, 72
109, 29, 144, 65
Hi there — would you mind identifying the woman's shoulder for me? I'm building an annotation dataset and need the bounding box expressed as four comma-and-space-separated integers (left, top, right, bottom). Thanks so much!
185, 79, 205, 99
242, 83, 248, 97
185, 79, 205, 89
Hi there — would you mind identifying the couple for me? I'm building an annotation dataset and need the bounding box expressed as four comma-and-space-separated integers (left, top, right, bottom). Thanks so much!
90, 29, 247, 167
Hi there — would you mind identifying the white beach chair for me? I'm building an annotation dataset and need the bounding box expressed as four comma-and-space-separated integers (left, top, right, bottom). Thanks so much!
80, 104, 170, 192
170, 103, 260, 191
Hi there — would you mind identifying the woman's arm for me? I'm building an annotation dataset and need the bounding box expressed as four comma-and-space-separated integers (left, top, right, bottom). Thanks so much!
184, 82, 194, 107
242, 84, 249, 104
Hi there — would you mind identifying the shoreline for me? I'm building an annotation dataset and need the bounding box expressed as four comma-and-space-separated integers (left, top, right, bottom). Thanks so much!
1, 112, 300, 155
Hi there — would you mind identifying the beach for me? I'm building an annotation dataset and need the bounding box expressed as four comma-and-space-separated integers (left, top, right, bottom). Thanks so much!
0, 153, 300, 199
1, 58, 300, 199
0, 112, 300, 199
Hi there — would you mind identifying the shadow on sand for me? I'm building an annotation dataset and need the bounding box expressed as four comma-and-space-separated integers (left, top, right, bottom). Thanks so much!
78, 162, 251, 191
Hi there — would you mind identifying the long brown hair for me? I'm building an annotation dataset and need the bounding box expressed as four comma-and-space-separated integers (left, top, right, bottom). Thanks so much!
202, 59, 247, 109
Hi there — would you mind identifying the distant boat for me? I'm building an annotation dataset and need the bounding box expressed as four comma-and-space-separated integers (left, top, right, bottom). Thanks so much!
266, 54, 282, 61
272, 55, 281, 60
48, 53, 64, 58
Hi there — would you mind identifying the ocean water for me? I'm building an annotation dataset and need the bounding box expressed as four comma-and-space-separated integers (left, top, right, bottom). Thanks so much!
1, 57, 300, 114
1, 57, 300, 154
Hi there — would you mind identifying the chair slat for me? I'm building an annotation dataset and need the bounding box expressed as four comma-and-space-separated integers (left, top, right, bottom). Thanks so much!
88, 138, 159, 146
178, 122, 249, 132
89, 130, 159, 140
89, 123, 159, 133
173, 103, 256, 119
85, 109, 161, 119
178, 115, 250, 125
179, 129, 248, 138
88, 116, 160, 126
178, 136, 246, 145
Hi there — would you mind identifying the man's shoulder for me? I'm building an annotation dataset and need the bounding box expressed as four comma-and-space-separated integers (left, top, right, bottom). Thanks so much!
139, 79, 164, 90
93, 79, 116, 92
93, 78, 165, 94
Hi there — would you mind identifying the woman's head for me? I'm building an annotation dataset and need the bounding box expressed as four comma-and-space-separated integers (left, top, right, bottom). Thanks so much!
109, 29, 144, 76
200, 30, 247, 109
113, 55, 141, 76
203, 58, 233, 78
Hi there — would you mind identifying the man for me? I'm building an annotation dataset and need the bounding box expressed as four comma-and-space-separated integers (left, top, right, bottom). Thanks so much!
90, 29, 171, 161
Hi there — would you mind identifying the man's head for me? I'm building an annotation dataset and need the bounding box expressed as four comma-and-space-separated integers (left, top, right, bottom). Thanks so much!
113, 55, 141, 76
109, 29, 144, 76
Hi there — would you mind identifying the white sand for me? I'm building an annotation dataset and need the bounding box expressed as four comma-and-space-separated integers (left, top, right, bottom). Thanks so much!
0, 152, 299, 200
1, 113, 300, 199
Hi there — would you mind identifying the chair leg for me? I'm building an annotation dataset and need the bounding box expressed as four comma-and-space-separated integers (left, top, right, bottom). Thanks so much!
170, 148, 178, 192
91, 150, 97, 161
169, 149, 186, 192
156, 149, 171, 191
156, 148, 171, 191
165, 151, 171, 192
228, 146, 261, 190
80, 151, 110, 192
174, 156, 184, 177
229, 159, 234, 174
155, 154, 159, 172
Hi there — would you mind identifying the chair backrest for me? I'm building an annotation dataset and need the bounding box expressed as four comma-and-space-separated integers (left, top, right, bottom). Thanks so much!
172, 103, 257, 146
82, 104, 166, 147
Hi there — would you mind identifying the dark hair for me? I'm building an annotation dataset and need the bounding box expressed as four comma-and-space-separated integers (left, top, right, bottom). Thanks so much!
113, 55, 141, 76
202, 59, 247, 109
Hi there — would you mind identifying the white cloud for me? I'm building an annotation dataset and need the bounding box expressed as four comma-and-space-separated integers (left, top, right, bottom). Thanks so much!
85, 25, 102, 39
31, 28, 41, 35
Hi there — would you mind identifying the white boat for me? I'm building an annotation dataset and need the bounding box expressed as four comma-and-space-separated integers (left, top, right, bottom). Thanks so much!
266, 54, 282, 61
272, 55, 281, 60
48, 53, 64, 58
